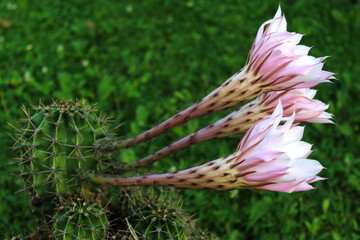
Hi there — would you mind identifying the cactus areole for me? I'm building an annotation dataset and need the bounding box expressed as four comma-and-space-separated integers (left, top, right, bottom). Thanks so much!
52, 197, 109, 240
13, 100, 112, 212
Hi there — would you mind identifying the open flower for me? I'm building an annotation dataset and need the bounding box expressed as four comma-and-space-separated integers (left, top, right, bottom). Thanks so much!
92, 103, 325, 193
121, 88, 331, 170
245, 7, 334, 91
258, 88, 332, 123
94, 6, 334, 152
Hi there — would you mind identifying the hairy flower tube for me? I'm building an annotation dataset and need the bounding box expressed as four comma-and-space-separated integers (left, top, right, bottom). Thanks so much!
120, 88, 332, 170
94, 7, 334, 153
91, 103, 325, 193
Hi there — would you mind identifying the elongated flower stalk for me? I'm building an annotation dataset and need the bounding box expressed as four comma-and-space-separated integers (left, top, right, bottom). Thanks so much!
120, 88, 332, 170
94, 7, 334, 153
91, 104, 325, 193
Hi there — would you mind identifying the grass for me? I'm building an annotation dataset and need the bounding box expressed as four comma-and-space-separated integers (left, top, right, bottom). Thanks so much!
0, 0, 359, 239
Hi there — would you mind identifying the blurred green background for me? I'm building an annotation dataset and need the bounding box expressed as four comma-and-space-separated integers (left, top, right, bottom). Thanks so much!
0, 0, 359, 239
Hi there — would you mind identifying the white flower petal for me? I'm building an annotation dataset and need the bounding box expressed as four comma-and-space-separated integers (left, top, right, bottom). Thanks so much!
274, 5, 282, 18
293, 45, 311, 56
284, 126, 304, 142
289, 159, 324, 179
281, 141, 312, 159
292, 182, 315, 192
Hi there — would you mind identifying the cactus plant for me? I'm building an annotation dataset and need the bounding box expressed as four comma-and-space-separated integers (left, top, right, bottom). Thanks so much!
115, 187, 214, 240
52, 197, 109, 240
11, 100, 112, 229
10, 100, 218, 239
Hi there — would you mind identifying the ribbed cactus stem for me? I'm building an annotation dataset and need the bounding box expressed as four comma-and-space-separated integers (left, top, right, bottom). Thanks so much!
52, 197, 109, 240
122, 102, 271, 170
95, 69, 268, 152
11, 100, 112, 230
117, 187, 211, 239
14, 101, 111, 198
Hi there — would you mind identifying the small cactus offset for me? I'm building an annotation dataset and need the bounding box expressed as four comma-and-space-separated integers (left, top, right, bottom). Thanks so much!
52, 196, 109, 240
11, 100, 112, 228
116, 187, 214, 240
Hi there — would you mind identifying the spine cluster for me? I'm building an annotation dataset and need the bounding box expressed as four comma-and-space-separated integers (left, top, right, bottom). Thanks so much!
52, 197, 109, 240
112, 187, 213, 240
10, 100, 211, 239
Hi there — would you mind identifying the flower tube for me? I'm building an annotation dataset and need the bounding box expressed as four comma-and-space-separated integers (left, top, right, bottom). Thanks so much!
120, 88, 331, 170
95, 7, 334, 153
92, 103, 325, 193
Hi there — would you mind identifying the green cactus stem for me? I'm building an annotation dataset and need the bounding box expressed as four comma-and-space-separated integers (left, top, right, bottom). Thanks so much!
11, 100, 112, 228
52, 197, 109, 240
115, 187, 213, 240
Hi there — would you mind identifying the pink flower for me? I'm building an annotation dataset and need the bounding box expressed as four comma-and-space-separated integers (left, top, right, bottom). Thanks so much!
94, 6, 334, 152
92, 103, 325, 193
233, 103, 325, 192
258, 88, 332, 123
246, 6, 335, 90
198, 88, 333, 139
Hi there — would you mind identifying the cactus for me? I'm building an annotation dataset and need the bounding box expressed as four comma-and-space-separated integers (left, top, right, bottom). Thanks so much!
115, 187, 214, 240
52, 197, 109, 240
9, 100, 218, 239
11, 100, 112, 229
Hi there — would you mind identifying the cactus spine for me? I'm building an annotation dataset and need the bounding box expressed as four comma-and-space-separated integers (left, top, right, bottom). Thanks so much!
12, 100, 112, 228
10, 100, 217, 239
52, 197, 109, 240
115, 187, 213, 240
